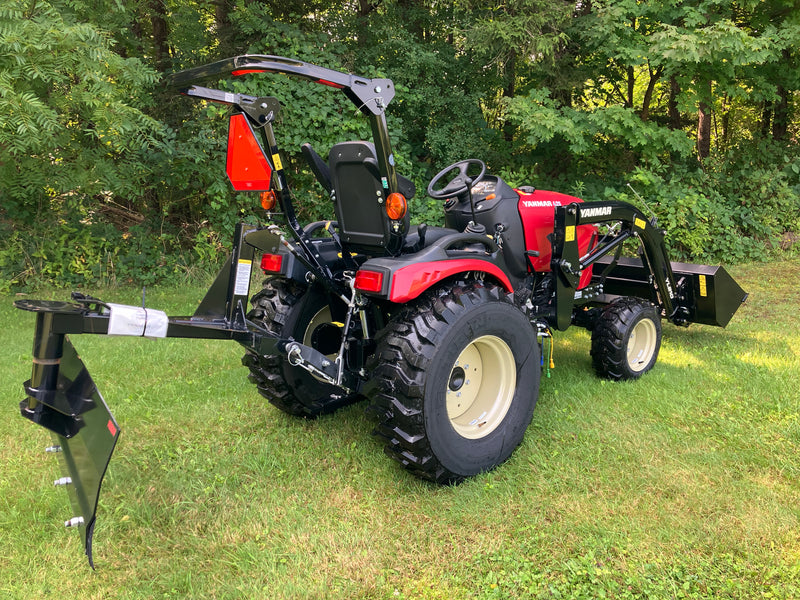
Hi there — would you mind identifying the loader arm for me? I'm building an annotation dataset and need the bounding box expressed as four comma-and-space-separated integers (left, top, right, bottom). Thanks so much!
552, 201, 695, 330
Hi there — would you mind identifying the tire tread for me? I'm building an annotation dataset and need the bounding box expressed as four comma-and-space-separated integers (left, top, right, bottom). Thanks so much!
368, 281, 533, 484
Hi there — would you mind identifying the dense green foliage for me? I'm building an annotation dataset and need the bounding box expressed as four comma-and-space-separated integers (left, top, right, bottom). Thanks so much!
1, 0, 798, 289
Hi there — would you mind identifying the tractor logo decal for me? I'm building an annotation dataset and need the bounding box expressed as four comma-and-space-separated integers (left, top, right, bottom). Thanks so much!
522, 200, 561, 208
580, 206, 613, 218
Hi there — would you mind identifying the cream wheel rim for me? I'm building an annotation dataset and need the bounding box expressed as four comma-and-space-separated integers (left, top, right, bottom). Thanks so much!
303, 306, 336, 356
627, 318, 657, 372
302, 306, 341, 382
446, 335, 516, 439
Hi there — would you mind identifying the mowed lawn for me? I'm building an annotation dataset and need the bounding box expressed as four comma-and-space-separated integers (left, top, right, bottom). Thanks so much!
0, 260, 798, 599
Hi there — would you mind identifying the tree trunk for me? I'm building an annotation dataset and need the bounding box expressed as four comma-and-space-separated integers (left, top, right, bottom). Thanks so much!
130, 17, 144, 58
626, 65, 634, 108
355, 0, 381, 46
667, 76, 681, 130
214, 0, 233, 54
696, 80, 712, 160
639, 66, 662, 122
761, 101, 773, 138
150, 0, 169, 71
719, 93, 731, 151
502, 51, 517, 142
773, 85, 789, 141
358, 0, 376, 15
772, 48, 792, 141
697, 101, 711, 159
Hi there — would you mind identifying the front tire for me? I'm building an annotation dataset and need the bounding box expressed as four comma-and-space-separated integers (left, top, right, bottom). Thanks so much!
368, 281, 540, 484
591, 297, 662, 380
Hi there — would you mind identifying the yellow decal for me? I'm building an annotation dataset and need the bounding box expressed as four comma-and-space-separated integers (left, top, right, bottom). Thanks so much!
565, 226, 575, 242
272, 153, 283, 171
634, 217, 647, 230
698, 274, 708, 297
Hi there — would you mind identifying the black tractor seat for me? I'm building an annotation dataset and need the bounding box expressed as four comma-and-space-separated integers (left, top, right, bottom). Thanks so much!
303, 140, 417, 257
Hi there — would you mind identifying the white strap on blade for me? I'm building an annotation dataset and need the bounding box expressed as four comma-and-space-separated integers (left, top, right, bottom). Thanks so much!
106, 303, 169, 338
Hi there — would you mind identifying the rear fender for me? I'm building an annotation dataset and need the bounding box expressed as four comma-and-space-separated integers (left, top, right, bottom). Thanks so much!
386, 258, 513, 303
354, 232, 514, 302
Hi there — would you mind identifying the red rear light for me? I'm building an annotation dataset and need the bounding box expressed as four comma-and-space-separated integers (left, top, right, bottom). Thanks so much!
226, 113, 272, 191
354, 269, 384, 293
260, 253, 283, 273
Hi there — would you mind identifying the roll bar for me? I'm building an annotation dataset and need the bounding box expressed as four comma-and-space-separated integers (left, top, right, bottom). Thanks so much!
166, 54, 402, 258
166, 54, 396, 116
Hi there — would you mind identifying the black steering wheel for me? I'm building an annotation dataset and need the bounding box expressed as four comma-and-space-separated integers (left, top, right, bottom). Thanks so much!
426, 159, 486, 200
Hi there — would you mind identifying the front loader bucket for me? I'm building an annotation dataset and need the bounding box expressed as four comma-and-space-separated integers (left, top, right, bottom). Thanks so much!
671, 261, 748, 327
595, 257, 748, 327
17, 301, 120, 568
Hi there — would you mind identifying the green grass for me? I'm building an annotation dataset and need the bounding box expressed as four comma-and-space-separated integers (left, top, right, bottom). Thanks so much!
1, 261, 798, 599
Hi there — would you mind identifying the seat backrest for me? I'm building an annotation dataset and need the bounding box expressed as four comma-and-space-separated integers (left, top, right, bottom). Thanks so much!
328, 141, 408, 256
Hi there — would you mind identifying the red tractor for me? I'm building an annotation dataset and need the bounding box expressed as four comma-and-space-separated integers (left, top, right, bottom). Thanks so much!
15, 56, 747, 566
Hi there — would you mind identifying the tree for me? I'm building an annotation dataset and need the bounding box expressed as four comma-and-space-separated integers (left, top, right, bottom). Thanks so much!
646, 0, 797, 158
2, 0, 798, 290
504, 0, 800, 167
0, 0, 167, 220
743, 0, 800, 141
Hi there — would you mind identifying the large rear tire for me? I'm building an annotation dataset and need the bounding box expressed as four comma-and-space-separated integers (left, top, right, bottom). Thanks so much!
590, 297, 662, 380
368, 281, 540, 484
242, 278, 355, 417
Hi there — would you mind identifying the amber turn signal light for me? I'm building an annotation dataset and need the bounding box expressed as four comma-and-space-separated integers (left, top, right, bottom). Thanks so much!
260, 190, 278, 211
385, 192, 407, 220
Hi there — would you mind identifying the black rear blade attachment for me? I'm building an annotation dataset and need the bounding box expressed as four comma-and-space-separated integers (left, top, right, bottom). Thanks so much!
13, 229, 284, 567
17, 301, 120, 569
